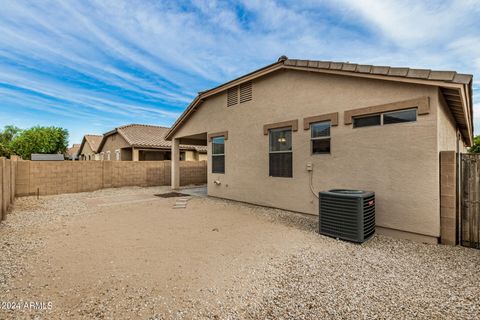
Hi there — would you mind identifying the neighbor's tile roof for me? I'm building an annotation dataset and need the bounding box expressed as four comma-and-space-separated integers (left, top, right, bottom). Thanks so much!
84, 135, 103, 153
67, 144, 80, 157
115, 124, 207, 152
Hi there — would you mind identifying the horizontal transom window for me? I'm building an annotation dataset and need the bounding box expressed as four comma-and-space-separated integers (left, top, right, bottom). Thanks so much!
353, 108, 416, 128
383, 109, 417, 125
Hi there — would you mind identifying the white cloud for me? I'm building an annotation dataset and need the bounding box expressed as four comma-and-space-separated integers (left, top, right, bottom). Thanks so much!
0, 0, 478, 143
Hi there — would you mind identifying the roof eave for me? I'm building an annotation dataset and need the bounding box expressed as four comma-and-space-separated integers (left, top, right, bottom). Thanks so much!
166, 59, 474, 145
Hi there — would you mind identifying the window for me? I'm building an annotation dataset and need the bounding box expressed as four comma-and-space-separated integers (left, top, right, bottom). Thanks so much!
353, 108, 417, 128
115, 149, 120, 161
269, 127, 292, 177
212, 136, 225, 173
106, 151, 111, 161
383, 109, 416, 125
311, 122, 331, 154
353, 114, 381, 128
100, 152, 104, 160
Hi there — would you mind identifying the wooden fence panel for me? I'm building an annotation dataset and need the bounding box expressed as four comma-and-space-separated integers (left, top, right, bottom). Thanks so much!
460, 154, 480, 248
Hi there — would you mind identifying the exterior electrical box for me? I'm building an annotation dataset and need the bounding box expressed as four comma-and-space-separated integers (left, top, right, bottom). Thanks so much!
319, 189, 375, 243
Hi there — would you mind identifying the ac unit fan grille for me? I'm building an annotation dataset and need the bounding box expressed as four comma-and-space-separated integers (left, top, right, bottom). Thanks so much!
319, 190, 375, 243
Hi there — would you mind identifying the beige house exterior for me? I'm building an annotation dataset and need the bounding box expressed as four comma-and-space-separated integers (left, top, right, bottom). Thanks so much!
78, 135, 103, 161
166, 57, 474, 244
66, 144, 80, 160
97, 124, 207, 161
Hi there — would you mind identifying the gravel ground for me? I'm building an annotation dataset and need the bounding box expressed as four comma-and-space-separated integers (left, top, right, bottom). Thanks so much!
1, 187, 479, 319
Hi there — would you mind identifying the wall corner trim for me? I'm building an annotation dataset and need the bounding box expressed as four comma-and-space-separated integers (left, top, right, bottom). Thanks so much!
344, 96, 430, 125
303, 112, 339, 130
263, 119, 299, 135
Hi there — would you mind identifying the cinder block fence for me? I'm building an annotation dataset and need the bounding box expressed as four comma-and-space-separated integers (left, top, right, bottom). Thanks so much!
15, 160, 207, 197
1, 158, 206, 221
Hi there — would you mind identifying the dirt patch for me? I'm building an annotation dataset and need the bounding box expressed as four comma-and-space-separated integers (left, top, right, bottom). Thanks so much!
1, 187, 479, 319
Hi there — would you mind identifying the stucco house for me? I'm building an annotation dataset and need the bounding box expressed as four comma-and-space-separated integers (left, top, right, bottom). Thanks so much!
66, 144, 80, 160
78, 135, 103, 161
166, 56, 474, 244
97, 124, 207, 161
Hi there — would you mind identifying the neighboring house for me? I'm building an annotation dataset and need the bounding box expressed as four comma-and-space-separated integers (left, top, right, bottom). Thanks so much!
31, 154, 64, 161
166, 56, 474, 244
78, 135, 103, 160
97, 124, 207, 161
66, 144, 80, 160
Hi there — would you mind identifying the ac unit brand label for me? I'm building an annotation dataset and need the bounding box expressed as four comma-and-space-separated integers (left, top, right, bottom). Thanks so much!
368, 200, 375, 206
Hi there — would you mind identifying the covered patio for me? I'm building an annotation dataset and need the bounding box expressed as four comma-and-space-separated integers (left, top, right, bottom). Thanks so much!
171, 132, 208, 189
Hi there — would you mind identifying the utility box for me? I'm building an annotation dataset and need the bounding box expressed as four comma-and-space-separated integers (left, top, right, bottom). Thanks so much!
319, 189, 375, 243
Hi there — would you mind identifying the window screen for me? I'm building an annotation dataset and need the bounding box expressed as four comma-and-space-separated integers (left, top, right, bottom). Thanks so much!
353, 114, 381, 128
311, 122, 331, 154
383, 109, 416, 125
212, 136, 225, 173
269, 128, 292, 177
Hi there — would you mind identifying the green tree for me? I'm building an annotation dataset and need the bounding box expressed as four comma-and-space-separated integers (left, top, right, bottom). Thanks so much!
10, 126, 69, 159
0, 125, 22, 157
469, 135, 480, 153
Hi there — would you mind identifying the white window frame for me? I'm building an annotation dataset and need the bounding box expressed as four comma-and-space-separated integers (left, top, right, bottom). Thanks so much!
268, 127, 293, 178
310, 121, 331, 155
106, 151, 111, 161
211, 136, 225, 174
115, 149, 120, 161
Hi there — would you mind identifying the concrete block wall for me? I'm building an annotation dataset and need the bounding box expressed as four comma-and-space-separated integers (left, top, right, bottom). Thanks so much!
440, 151, 457, 245
15, 160, 207, 197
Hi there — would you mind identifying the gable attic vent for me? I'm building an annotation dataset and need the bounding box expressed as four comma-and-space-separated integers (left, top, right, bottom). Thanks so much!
239, 81, 253, 103
227, 87, 238, 107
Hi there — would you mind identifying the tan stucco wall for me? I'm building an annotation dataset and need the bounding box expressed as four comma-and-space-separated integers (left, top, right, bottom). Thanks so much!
437, 92, 460, 152
100, 133, 130, 161
172, 69, 451, 238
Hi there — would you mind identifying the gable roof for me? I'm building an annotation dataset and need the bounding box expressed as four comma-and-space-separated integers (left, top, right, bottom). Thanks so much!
78, 134, 103, 154
67, 144, 80, 157
165, 57, 474, 145
98, 124, 207, 152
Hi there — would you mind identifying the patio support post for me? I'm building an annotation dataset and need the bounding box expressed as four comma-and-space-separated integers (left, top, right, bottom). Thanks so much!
132, 148, 139, 161
171, 138, 180, 189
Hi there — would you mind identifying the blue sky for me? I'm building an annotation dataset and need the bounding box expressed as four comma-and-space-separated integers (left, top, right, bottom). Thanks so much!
0, 0, 479, 145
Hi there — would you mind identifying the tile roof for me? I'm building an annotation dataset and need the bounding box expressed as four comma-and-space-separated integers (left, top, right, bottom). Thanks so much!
166, 56, 474, 145
107, 124, 207, 152
84, 135, 103, 153
283, 59, 472, 84
67, 144, 80, 157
